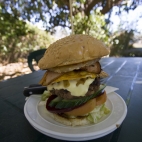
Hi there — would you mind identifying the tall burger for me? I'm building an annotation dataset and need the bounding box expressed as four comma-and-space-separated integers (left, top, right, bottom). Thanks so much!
38, 34, 110, 126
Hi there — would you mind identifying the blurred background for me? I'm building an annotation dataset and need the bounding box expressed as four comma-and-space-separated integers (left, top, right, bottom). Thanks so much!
0, 0, 142, 81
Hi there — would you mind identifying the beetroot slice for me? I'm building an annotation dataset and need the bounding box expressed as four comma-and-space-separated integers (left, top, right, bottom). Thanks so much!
46, 95, 84, 113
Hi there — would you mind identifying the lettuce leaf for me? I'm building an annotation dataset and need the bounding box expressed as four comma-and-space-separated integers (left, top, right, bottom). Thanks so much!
41, 90, 51, 101
87, 104, 110, 123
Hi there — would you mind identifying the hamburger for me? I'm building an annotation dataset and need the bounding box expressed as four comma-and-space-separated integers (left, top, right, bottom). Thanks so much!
38, 34, 110, 126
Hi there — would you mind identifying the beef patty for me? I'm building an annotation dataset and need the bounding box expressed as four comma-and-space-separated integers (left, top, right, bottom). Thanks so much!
50, 78, 100, 99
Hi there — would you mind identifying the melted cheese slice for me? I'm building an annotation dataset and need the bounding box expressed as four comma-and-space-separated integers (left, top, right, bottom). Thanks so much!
52, 71, 97, 83
47, 78, 94, 96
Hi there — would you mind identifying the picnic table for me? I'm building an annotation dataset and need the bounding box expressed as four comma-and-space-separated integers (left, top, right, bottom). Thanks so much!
0, 57, 142, 142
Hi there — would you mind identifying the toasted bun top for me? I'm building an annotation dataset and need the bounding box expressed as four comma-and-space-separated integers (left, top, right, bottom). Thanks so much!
38, 34, 109, 70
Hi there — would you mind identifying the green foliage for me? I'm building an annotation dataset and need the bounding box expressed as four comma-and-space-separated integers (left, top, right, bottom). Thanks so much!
0, 0, 141, 61
110, 30, 134, 56
73, 10, 110, 45
0, 9, 54, 63
1, 0, 141, 33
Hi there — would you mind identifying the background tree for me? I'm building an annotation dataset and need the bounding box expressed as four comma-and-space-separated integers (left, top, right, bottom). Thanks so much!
0, 0, 142, 62
110, 30, 134, 56
1, 0, 142, 32
73, 9, 110, 45
0, 5, 53, 63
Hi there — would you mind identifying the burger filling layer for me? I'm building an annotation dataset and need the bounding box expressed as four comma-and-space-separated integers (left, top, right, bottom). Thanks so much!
40, 90, 110, 124
50, 78, 100, 99
48, 77, 97, 97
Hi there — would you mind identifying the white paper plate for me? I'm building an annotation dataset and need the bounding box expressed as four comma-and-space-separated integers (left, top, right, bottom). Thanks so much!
24, 92, 127, 141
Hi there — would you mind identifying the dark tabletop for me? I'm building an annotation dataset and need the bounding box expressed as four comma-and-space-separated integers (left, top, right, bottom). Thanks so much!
0, 57, 142, 142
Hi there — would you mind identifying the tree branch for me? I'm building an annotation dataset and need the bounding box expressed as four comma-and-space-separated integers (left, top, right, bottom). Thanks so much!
56, 0, 69, 9
101, 0, 122, 14
84, 0, 102, 16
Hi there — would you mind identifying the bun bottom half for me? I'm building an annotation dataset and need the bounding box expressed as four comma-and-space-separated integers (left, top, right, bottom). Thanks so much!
48, 112, 91, 126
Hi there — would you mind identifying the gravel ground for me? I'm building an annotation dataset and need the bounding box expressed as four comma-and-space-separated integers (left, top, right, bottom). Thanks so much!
0, 61, 39, 81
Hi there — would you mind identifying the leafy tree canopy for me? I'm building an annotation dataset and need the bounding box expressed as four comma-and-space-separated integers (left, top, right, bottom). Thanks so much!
1, 0, 142, 33
0, 0, 142, 61
0, 5, 54, 63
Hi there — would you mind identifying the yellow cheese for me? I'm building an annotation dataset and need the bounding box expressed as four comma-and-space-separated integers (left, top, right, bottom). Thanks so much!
47, 78, 94, 97
53, 70, 97, 83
